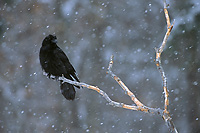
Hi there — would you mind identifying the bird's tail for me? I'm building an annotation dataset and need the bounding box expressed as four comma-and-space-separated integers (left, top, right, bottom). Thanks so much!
60, 82, 76, 100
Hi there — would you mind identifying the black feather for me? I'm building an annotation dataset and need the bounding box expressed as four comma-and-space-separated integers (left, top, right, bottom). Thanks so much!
39, 34, 80, 100
60, 82, 76, 100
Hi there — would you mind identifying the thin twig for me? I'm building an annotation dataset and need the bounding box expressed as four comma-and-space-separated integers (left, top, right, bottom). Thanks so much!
163, 0, 171, 28
155, 0, 178, 132
156, 0, 174, 112
159, 0, 174, 53
107, 55, 145, 107
159, 23, 174, 53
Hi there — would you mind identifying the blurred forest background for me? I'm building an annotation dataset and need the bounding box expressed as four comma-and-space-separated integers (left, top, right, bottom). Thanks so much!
0, 0, 200, 133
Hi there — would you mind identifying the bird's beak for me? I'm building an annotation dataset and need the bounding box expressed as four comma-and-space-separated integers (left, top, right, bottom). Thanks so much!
52, 39, 57, 43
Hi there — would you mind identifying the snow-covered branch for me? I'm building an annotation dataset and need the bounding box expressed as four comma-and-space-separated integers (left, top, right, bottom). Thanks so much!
58, 75, 138, 111
58, 0, 177, 132
154, 0, 177, 132
58, 57, 163, 114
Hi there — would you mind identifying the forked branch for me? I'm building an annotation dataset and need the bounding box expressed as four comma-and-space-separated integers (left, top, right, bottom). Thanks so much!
58, 74, 162, 114
58, 0, 178, 132
58, 53, 176, 132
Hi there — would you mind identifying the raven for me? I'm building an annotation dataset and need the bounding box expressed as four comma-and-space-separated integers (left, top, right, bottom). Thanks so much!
39, 34, 80, 100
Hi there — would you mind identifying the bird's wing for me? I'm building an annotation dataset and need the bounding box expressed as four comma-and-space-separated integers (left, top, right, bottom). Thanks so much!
55, 46, 80, 82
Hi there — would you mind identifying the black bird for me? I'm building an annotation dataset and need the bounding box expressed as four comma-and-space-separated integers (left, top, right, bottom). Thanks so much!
39, 34, 80, 100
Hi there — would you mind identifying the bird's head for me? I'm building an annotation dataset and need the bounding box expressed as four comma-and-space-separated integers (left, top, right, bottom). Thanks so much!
42, 34, 57, 47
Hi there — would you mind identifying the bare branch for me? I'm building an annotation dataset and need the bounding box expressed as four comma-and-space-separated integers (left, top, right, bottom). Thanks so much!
107, 55, 144, 107
155, 0, 174, 112
58, 76, 139, 111
154, 1, 178, 132
58, 51, 176, 131
159, 0, 175, 53
55, 0, 178, 132
155, 48, 169, 112
159, 22, 174, 53
163, 0, 171, 28
59, 74, 162, 114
